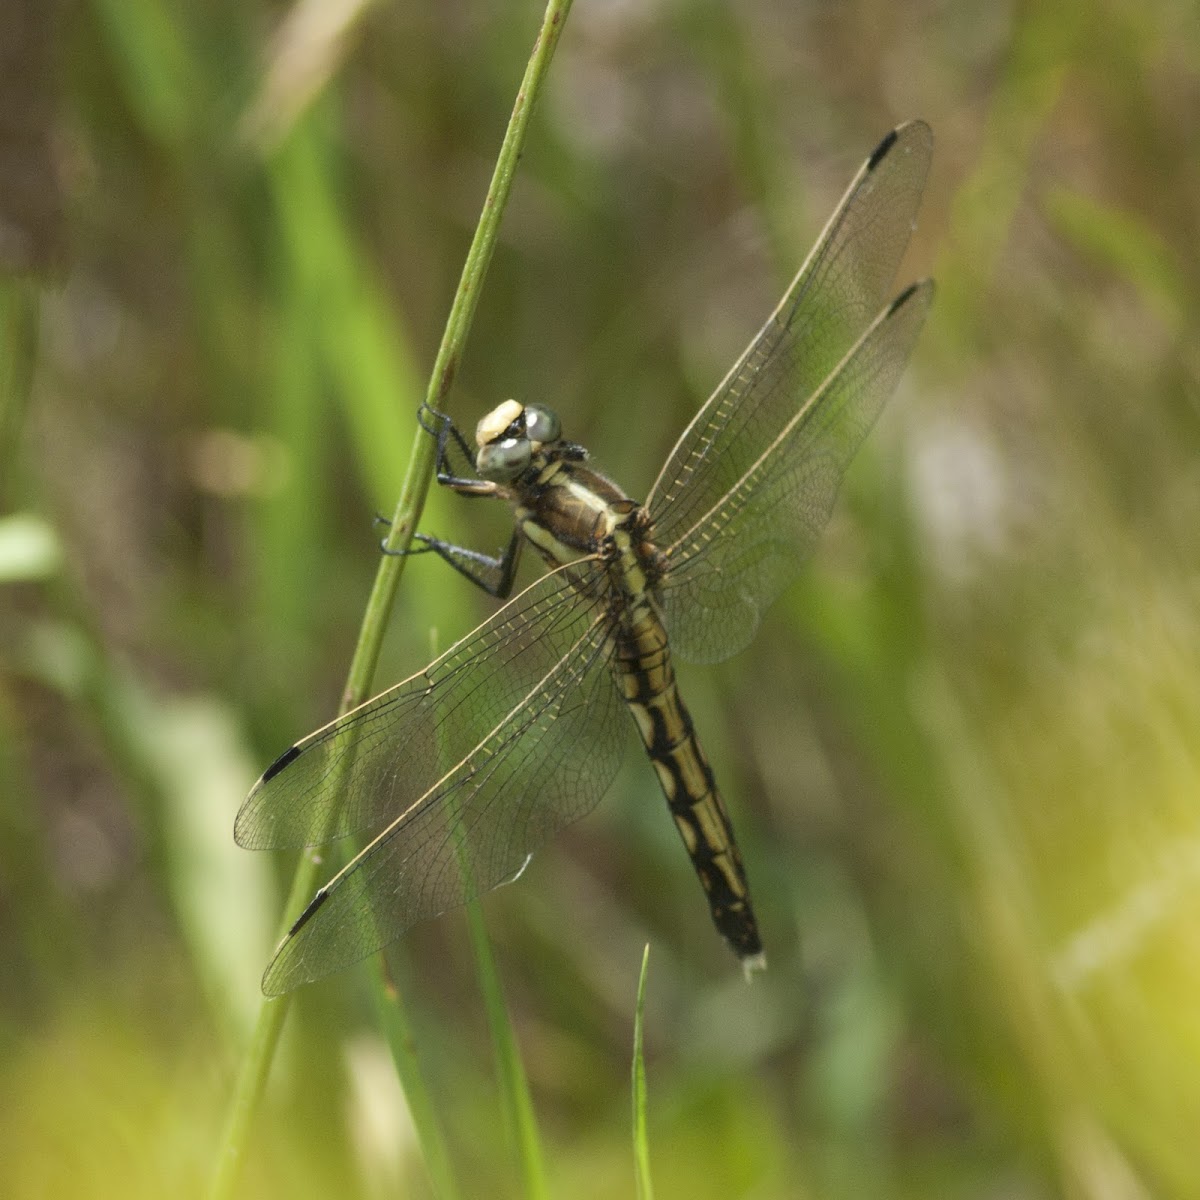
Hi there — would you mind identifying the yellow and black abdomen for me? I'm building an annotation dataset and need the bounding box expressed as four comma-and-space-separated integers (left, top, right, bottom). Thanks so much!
516, 456, 763, 968
613, 604, 764, 966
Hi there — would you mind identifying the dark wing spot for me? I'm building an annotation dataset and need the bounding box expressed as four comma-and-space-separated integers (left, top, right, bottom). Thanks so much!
288, 886, 330, 936
262, 743, 302, 782
868, 125, 899, 170
887, 279, 926, 315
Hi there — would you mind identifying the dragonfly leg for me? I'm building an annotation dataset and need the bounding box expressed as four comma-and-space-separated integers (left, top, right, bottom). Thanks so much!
393, 525, 524, 598
419, 407, 508, 496
379, 409, 515, 585
418, 403, 479, 485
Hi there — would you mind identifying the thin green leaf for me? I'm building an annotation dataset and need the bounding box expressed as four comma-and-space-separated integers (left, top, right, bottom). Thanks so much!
91, 0, 197, 146
632, 944, 654, 1200
209, 2, 575, 1196
467, 902, 548, 1200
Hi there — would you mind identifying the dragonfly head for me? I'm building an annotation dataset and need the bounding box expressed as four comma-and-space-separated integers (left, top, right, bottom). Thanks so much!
475, 400, 563, 482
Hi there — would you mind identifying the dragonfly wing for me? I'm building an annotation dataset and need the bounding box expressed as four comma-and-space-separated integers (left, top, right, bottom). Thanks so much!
241, 564, 630, 994
657, 280, 933, 664
645, 121, 933, 663
236, 562, 611, 849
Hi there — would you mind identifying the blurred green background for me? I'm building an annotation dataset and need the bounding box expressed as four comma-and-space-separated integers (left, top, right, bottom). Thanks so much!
3, 0, 1199, 1196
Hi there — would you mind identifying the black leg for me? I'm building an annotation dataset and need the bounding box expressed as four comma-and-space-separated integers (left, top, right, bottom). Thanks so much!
399, 526, 523, 598
387, 405, 521, 597
416, 404, 500, 495
419, 404, 475, 476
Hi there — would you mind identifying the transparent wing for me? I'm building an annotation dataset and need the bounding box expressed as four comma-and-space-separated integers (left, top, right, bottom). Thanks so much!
645, 121, 933, 663
655, 281, 933, 664
235, 561, 629, 994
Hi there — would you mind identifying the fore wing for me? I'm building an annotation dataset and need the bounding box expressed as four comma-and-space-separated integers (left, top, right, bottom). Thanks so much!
645, 121, 932, 663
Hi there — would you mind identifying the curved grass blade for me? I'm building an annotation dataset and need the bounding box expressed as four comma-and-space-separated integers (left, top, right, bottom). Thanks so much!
210, 2, 576, 1195
632, 944, 654, 1200
468, 901, 548, 1200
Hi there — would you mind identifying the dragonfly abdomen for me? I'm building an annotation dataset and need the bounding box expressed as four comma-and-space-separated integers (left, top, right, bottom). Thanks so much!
614, 611, 765, 967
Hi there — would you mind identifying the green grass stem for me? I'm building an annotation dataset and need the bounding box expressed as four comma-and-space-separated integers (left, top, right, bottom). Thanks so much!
208, 2, 575, 1195
632, 944, 654, 1200
466, 901, 549, 1199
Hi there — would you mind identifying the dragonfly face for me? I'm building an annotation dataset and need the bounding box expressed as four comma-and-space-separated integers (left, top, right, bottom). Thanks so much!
236, 120, 935, 995
474, 400, 563, 482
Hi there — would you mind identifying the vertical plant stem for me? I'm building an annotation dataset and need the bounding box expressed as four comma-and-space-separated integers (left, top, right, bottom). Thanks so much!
466, 901, 549, 1199
209, 2, 575, 1196
367, 955, 461, 1198
632, 945, 654, 1200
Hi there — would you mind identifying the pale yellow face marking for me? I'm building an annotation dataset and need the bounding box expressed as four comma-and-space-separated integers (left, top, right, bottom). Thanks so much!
476, 399, 524, 447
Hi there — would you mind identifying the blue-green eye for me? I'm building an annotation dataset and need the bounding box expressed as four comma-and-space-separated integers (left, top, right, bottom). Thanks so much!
477, 435, 531, 482
524, 405, 561, 445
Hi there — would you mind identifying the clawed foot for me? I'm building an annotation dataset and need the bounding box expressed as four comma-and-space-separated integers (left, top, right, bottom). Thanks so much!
377, 516, 440, 558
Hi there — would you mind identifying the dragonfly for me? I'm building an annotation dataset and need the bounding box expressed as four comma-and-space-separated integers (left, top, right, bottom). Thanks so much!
236, 120, 934, 995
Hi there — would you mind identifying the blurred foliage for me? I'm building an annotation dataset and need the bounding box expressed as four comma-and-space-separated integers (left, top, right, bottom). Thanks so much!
1, 0, 1199, 1196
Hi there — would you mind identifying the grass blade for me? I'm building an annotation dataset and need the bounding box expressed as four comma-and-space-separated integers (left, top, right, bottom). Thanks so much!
632, 944, 654, 1200
209, 2, 576, 1196
466, 902, 548, 1200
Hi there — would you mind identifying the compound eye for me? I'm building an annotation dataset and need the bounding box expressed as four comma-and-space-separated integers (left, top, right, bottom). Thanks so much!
523, 405, 561, 446
476, 435, 531, 482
